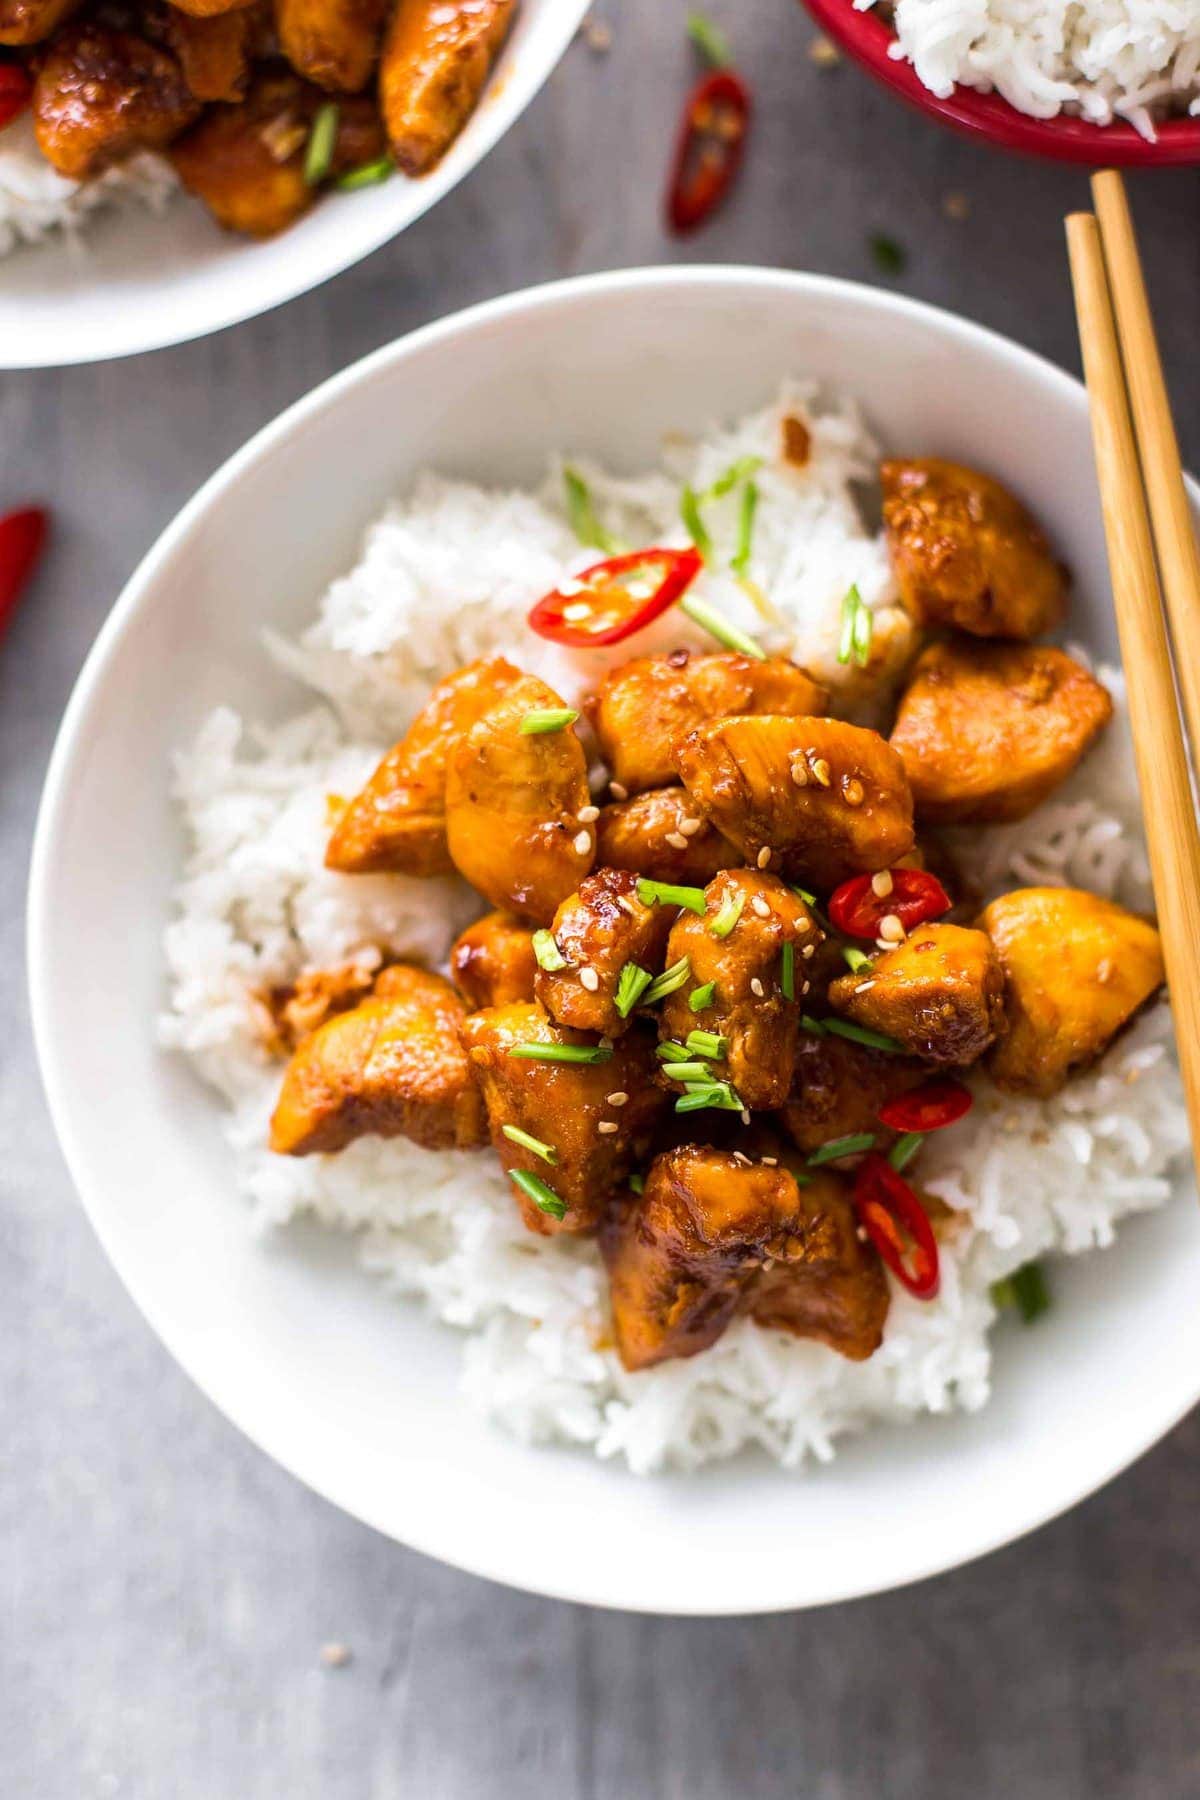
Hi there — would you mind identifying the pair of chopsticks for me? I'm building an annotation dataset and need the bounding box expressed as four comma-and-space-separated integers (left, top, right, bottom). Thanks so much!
1066, 173, 1200, 1171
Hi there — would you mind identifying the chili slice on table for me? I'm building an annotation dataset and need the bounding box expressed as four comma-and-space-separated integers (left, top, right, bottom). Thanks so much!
878, 1078, 973, 1135
853, 1152, 940, 1301
0, 506, 49, 642
828, 868, 952, 941
0, 64, 32, 132
527, 546, 703, 647
666, 69, 751, 235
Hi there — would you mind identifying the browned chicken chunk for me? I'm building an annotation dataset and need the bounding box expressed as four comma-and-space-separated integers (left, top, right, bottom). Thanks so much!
778, 1031, 930, 1154
675, 714, 915, 892
450, 911, 537, 1010
379, 0, 514, 175
165, 2, 259, 101
602, 1148, 889, 1371
981, 887, 1164, 1097
326, 657, 519, 877
0, 0, 80, 47
533, 868, 675, 1039
269, 963, 486, 1155
594, 786, 739, 886
445, 674, 594, 924
589, 650, 828, 797
275, 0, 389, 91
890, 640, 1113, 826
828, 922, 1005, 1065
33, 22, 200, 178
165, 0, 258, 18
460, 1002, 666, 1235
881, 457, 1067, 640
656, 870, 821, 1110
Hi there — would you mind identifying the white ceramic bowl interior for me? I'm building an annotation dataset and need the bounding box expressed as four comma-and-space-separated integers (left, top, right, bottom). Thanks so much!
0, 0, 587, 369
29, 269, 1200, 1614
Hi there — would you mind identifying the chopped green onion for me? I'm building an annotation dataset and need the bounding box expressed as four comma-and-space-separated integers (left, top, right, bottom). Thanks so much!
636, 878, 706, 915
730, 479, 758, 578
806, 1132, 877, 1167
656, 1040, 692, 1063
837, 585, 872, 669
562, 465, 626, 555
509, 1042, 613, 1065
335, 155, 393, 190
800, 1013, 827, 1035
680, 593, 767, 660
532, 929, 568, 973
793, 886, 818, 908
675, 1081, 743, 1114
704, 453, 762, 501
510, 1168, 567, 1221
853, 596, 873, 665
869, 232, 908, 276
644, 956, 692, 1004
680, 485, 713, 563
685, 1029, 726, 1060
502, 1124, 558, 1165
686, 8, 731, 67
991, 1261, 1050, 1323
660, 1061, 716, 1083
888, 1132, 924, 1172
614, 961, 653, 1019
780, 940, 795, 1001
688, 981, 716, 1012
709, 890, 745, 940
629, 1173, 645, 1196
303, 103, 340, 185
519, 707, 579, 735
824, 1018, 905, 1053
843, 947, 872, 974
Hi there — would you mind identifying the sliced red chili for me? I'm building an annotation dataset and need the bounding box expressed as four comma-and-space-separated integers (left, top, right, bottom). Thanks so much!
878, 1078, 973, 1134
853, 1152, 940, 1301
0, 63, 32, 132
828, 868, 952, 941
666, 69, 751, 235
527, 546, 703, 648
0, 506, 49, 641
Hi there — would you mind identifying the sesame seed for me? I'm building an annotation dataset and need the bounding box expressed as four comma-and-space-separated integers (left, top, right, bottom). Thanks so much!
579, 966, 600, 991
573, 830, 592, 855
871, 870, 894, 899
811, 758, 832, 788
321, 1643, 353, 1668
597, 1120, 618, 1135
802, 943, 816, 958
800, 980, 811, 995
878, 913, 905, 943
577, 804, 600, 823
855, 1225, 869, 1244
756, 846, 772, 870
750, 977, 765, 997
732, 1150, 752, 1166
843, 778, 864, 808
609, 781, 629, 801
751, 895, 771, 918
617, 895, 639, 916
598, 1036, 613, 1050
1097, 958, 1113, 983
741, 1109, 751, 1126
790, 756, 809, 788
665, 831, 689, 850
680, 817, 703, 836
855, 980, 875, 993
761, 1156, 778, 1166
607, 1090, 628, 1107
875, 937, 891, 953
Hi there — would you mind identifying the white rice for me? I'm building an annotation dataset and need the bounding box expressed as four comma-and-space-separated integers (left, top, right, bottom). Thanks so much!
161, 381, 1187, 1475
861, 0, 1200, 136
0, 113, 176, 259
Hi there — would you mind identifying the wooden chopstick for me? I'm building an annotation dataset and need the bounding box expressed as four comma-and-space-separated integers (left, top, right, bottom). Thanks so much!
1065, 209, 1200, 1171
1092, 170, 1200, 760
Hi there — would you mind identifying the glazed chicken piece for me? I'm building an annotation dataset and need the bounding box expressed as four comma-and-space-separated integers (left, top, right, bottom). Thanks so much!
33, 22, 201, 179
460, 1002, 666, 1235
656, 870, 821, 1110
450, 911, 537, 1011
445, 673, 594, 924
890, 640, 1112, 826
264, 958, 380, 1052
326, 657, 519, 876
163, 1, 260, 100
166, 0, 259, 18
778, 1031, 930, 1155
0, 0, 81, 47
828, 922, 1005, 1066
594, 786, 739, 886
881, 458, 1067, 640
675, 714, 915, 892
534, 868, 674, 1039
981, 887, 1164, 1097
275, 0, 390, 91
589, 650, 828, 797
379, 0, 515, 176
269, 963, 486, 1155
602, 1148, 889, 1371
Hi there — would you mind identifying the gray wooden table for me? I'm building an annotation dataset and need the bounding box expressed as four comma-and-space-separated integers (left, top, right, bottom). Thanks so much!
6, 3, 1200, 1794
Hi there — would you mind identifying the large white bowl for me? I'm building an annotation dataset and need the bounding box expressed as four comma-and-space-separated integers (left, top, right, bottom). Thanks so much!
0, 0, 587, 369
29, 268, 1200, 1614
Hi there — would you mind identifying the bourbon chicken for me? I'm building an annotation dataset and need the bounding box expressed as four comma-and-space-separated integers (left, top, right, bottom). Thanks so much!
828, 922, 1006, 1065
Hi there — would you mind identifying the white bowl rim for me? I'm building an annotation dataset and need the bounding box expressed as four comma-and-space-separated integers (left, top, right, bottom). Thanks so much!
28, 264, 1200, 1612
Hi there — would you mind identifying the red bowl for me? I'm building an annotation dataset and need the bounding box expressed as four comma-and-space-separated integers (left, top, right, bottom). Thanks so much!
799, 0, 1200, 166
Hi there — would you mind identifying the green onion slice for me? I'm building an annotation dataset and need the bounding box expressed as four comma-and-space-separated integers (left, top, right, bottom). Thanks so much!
675, 1081, 743, 1114
837, 585, 872, 669
643, 956, 692, 1004
680, 593, 767, 660
991, 1261, 1050, 1323
806, 1132, 877, 1167
793, 886, 818, 908
614, 961, 653, 1019
629, 1173, 645, 1196
509, 1042, 613, 1065
656, 1040, 692, 1063
685, 1029, 726, 1060
843, 947, 873, 974
303, 103, 340, 185
510, 1168, 567, 1221
780, 940, 795, 1001
335, 156, 393, 190
800, 1013, 827, 1035
519, 707, 579, 736
869, 232, 907, 276
704, 453, 762, 501
686, 9, 731, 67
709, 890, 745, 939
502, 1124, 557, 1165
636, 878, 707, 915
730, 479, 758, 578
688, 981, 716, 1012
660, 1060, 717, 1083
532, 929, 568, 973
680, 485, 713, 563
562, 465, 627, 555
823, 1018, 905, 1053
888, 1132, 924, 1172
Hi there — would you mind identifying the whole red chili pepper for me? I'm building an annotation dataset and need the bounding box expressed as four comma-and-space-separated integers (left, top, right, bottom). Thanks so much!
0, 63, 32, 132
853, 1152, 940, 1300
666, 68, 751, 235
528, 546, 703, 647
0, 506, 48, 641
828, 867, 952, 941
878, 1078, 973, 1135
